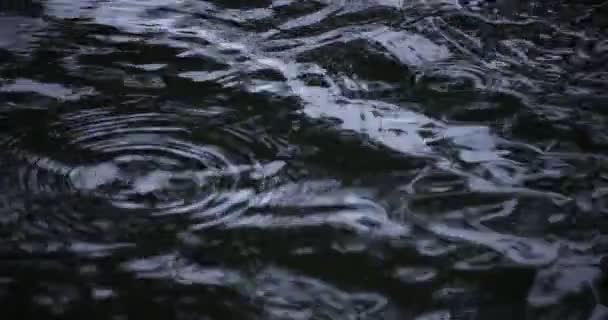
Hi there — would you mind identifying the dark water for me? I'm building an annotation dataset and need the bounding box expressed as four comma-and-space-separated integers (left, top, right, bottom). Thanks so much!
0, 0, 607, 319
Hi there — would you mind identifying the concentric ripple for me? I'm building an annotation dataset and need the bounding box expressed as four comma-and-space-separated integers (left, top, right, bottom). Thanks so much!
0, 102, 274, 223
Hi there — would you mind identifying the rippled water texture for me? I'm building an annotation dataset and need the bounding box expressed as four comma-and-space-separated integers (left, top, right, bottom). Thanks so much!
1, 0, 608, 319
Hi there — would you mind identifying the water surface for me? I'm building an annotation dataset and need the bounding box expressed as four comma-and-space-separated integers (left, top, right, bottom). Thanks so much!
1, 0, 607, 319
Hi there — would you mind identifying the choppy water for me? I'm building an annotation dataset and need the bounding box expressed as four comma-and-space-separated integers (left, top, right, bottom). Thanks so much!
0, 0, 607, 319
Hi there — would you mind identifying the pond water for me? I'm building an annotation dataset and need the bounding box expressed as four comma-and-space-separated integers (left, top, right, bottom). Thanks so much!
0, 0, 607, 319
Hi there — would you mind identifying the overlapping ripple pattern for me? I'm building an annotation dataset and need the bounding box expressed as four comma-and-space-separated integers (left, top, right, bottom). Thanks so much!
0, 0, 607, 319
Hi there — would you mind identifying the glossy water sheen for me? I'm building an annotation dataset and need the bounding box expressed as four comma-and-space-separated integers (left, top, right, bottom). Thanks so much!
1, 0, 607, 319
